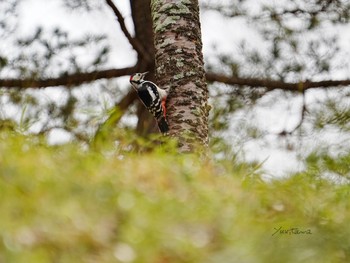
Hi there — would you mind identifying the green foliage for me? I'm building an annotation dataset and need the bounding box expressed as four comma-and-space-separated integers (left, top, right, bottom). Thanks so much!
13, 27, 109, 78
313, 96, 350, 132
62, 0, 103, 11
305, 151, 350, 180
0, 16, 112, 141
0, 0, 18, 38
1, 132, 350, 263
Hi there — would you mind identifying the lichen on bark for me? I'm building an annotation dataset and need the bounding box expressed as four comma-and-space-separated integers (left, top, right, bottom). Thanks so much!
151, 0, 209, 152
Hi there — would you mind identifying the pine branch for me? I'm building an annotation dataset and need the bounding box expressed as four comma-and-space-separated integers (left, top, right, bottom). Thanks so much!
206, 73, 350, 92
105, 0, 152, 62
1, 69, 350, 91
0, 66, 136, 88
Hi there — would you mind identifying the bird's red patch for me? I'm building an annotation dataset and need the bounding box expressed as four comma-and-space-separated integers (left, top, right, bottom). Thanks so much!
161, 100, 167, 117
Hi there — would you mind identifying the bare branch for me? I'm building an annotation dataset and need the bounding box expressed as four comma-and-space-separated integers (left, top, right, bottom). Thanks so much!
105, 0, 152, 62
206, 73, 350, 92
279, 92, 308, 136
114, 90, 137, 109
0, 66, 137, 88
2, 69, 350, 91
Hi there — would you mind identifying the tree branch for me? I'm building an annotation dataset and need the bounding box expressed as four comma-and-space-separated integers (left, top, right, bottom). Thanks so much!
0, 66, 137, 88
1, 69, 350, 91
105, 0, 152, 62
206, 73, 350, 92
114, 90, 137, 109
279, 91, 308, 136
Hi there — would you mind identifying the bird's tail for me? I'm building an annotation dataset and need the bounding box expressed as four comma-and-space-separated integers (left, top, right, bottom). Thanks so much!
157, 116, 169, 134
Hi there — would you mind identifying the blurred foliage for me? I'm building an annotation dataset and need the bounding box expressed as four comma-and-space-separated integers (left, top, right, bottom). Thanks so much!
0, 0, 19, 38
313, 95, 350, 132
0, 0, 113, 143
12, 27, 109, 78
305, 151, 350, 181
203, 0, 350, 156
1, 131, 350, 262
62, 0, 103, 11
204, 0, 350, 83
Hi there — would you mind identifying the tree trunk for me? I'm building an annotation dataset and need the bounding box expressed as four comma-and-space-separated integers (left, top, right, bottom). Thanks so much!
130, 0, 158, 135
150, 0, 209, 151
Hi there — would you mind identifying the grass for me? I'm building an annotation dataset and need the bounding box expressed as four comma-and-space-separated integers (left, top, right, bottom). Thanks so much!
1, 132, 350, 262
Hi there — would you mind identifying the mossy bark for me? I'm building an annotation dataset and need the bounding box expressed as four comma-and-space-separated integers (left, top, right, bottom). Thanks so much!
150, 0, 209, 152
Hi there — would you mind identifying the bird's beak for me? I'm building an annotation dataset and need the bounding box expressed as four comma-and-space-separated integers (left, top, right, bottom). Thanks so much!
141, 72, 149, 77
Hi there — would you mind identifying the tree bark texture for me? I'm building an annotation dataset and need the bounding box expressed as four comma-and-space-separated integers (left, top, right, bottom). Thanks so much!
151, 0, 210, 151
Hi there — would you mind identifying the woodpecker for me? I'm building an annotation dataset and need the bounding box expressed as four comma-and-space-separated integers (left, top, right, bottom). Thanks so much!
130, 72, 169, 133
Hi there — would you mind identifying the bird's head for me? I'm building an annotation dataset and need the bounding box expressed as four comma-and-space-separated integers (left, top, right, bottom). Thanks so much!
130, 72, 148, 88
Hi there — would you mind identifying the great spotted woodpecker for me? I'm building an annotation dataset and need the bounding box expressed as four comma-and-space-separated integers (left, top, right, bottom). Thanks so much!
129, 72, 169, 133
